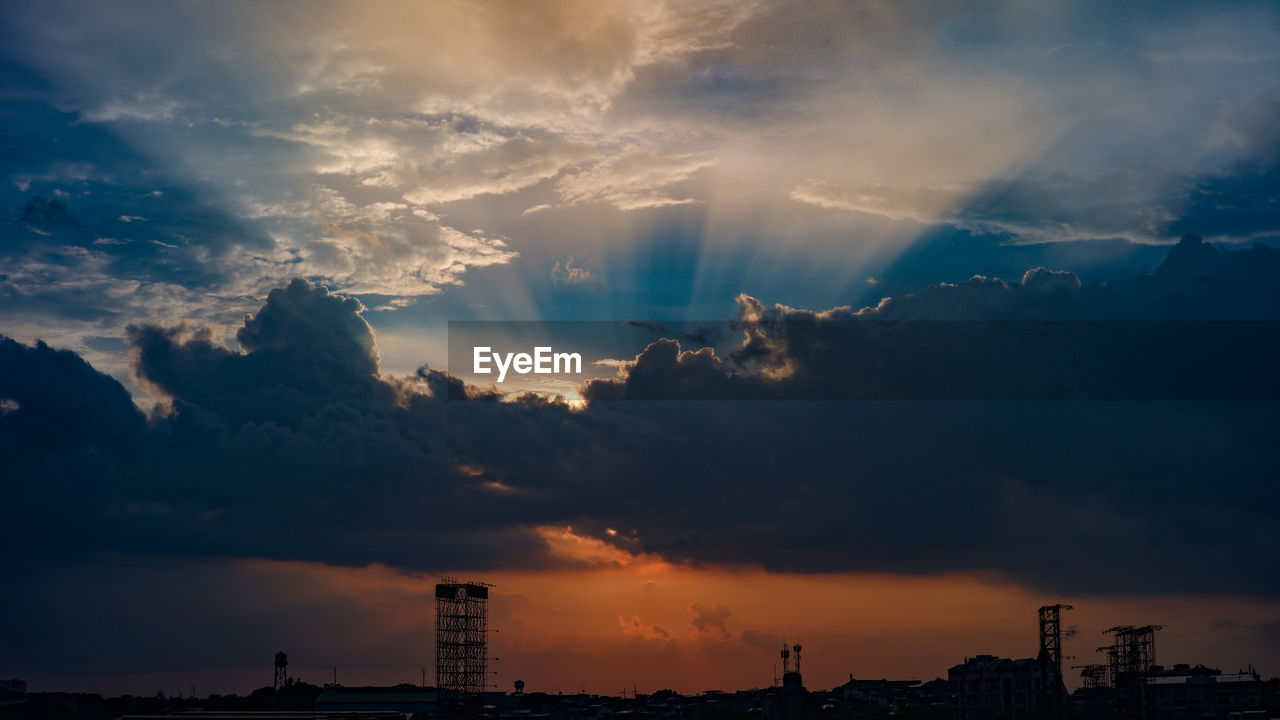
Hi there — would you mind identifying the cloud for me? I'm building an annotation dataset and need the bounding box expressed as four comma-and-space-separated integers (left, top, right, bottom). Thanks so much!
237, 278, 380, 375
688, 603, 731, 638
125, 278, 398, 431
398, 132, 587, 206
80, 93, 178, 124
1219, 86, 1280, 162
552, 151, 716, 211
19, 196, 80, 232
739, 629, 780, 654
4, 0, 1280, 366
620, 615, 671, 643
3, 234, 1280, 605
0, 335, 148, 564
550, 256, 600, 289
851, 235, 1280, 321
583, 338, 738, 402
0, 335, 145, 454
789, 180, 961, 224
791, 159, 1280, 246
582, 240, 1280, 405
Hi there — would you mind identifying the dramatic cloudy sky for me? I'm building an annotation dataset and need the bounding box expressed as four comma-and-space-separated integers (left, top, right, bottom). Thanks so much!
3, 0, 1280, 697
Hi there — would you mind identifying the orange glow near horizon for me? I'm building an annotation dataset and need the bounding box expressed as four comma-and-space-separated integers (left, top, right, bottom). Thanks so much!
225, 529, 1280, 695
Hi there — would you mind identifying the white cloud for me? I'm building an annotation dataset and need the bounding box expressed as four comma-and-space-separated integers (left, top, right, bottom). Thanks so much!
80, 94, 179, 123
789, 180, 963, 224
553, 151, 716, 211
3, 0, 1279, 330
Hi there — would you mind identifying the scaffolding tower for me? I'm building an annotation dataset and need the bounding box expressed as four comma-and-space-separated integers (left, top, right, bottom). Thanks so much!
1074, 663, 1109, 690
1100, 624, 1163, 720
436, 578, 492, 719
1038, 604, 1073, 720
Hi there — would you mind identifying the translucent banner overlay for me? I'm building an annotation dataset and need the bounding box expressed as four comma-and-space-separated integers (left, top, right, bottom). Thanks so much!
446, 321, 1280, 401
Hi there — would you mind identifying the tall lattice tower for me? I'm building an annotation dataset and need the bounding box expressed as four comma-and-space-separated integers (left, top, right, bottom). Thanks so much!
1038, 604, 1073, 720
435, 578, 492, 718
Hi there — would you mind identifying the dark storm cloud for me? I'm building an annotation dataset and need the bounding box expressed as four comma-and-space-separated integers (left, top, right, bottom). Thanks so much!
2, 278, 678, 573
0, 336, 147, 563
0, 336, 145, 453
565, 238, 1280, 594
584, 237, 1280, 403
128, 279, 388, 427
3, 243, 1280, 597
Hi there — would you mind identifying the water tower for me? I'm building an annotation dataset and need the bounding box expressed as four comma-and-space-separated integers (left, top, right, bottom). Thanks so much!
273, 651, 288, 691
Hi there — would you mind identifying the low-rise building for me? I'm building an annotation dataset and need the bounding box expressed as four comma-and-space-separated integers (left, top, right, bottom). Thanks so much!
948, 654, 1048, 720
1145, 664, 1262, 719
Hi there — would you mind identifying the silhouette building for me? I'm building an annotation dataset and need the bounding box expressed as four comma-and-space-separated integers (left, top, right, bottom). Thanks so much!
781, 642, 805, 692
1145, 664, 1262, 719
949, 654, 1049, 720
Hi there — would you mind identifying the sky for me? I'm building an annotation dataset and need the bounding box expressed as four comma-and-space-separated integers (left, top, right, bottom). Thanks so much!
2, 0, 1280, 698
